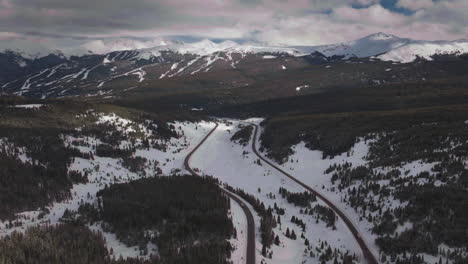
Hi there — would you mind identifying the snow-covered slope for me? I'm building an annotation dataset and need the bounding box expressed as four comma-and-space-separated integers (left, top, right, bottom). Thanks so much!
293, 33, 412, 59
92, 34, 468, 63
0, 37, 177, 59
3, 32, 468, 99
0, 38, 299, 60
377, 39, 468, 63
135, 39, 300, 60
291, 32, 468, 63
191, 120, 364, 264
0, 114, 219, 259
1, 47, 66, 61
68, 38, 175, 57
3, 33, 468, 63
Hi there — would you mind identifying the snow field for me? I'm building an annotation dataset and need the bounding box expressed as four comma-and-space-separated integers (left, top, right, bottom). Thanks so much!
1, 113, 447, 263
190, 120, 362, 264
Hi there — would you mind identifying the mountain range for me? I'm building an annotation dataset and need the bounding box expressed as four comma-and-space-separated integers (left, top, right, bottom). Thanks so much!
1, 32, 468, 99
4, 32, 468, 61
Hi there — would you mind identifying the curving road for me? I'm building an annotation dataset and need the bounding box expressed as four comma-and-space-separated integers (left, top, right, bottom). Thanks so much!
249, 123, 379, 264
184, 123, 256, 264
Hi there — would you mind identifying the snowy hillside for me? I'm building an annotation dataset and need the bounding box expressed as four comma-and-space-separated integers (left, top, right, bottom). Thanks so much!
293, 33, 412, 59
291, 32, 468, 62
134, 39, 300, 61
190, 120, 364, 264
3, 33, 468, 63
76, 38, 173, 56
377, 39, 468, 63
0, 111, 220, 259
0, 94, 466, 264
0, 37, 175, 59
2, 32, 468, 99
0, 38, 300, 61
291, 32, 468, 63
0, 38, 64, 60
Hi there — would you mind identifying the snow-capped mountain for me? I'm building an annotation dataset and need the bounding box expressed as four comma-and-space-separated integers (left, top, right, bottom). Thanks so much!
377, 39, 468, 63
0, 38, 303, 98
2, 32, 468, 99
0, 38, 66, 60
70, 38, 176, 57
291, 33, 412, 59
132, 39, 300, 61
3, 33, 468, 64
0, 37, 176, 60
0, 37, 299, 61
297, 32, 468, 63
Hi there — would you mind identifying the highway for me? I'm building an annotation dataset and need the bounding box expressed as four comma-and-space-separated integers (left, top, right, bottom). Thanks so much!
184, 123, 256, 264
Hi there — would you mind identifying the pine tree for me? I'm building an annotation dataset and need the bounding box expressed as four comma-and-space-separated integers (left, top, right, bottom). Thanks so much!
274, 235, 280, 246
291, 230, 297, 240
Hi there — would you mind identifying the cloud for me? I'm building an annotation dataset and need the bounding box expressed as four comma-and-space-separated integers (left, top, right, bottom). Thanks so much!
0, 32, 22, 40
332, 5, 408, 26
242, 2, 468, 46
0, 0, 466, 51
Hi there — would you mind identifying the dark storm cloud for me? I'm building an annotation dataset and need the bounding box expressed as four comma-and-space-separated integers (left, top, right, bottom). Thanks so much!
0, 0, 176, 35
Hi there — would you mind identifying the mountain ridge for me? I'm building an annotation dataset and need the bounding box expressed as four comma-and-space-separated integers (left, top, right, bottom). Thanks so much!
3, 32, 468, 63
1, 32, 468, 99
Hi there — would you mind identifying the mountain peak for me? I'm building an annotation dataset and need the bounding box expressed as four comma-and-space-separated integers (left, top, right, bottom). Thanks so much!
302, 32, 411, 58
196, 39, 217, 46
364, 32, 399, 41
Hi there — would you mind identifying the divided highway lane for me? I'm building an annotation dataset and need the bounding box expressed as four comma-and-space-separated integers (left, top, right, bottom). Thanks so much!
222, 190, 256, 264
249, 123, 379, 264
184, 122, 256, 264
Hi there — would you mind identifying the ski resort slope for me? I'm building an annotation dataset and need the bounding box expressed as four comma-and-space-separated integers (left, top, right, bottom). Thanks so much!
190, 120, 363, 264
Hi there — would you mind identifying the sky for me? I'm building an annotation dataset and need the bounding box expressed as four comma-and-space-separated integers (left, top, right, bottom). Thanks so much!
0, 0, 467, 52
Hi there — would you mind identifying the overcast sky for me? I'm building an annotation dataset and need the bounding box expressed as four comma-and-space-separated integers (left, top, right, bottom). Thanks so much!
1, 0, 467, 51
